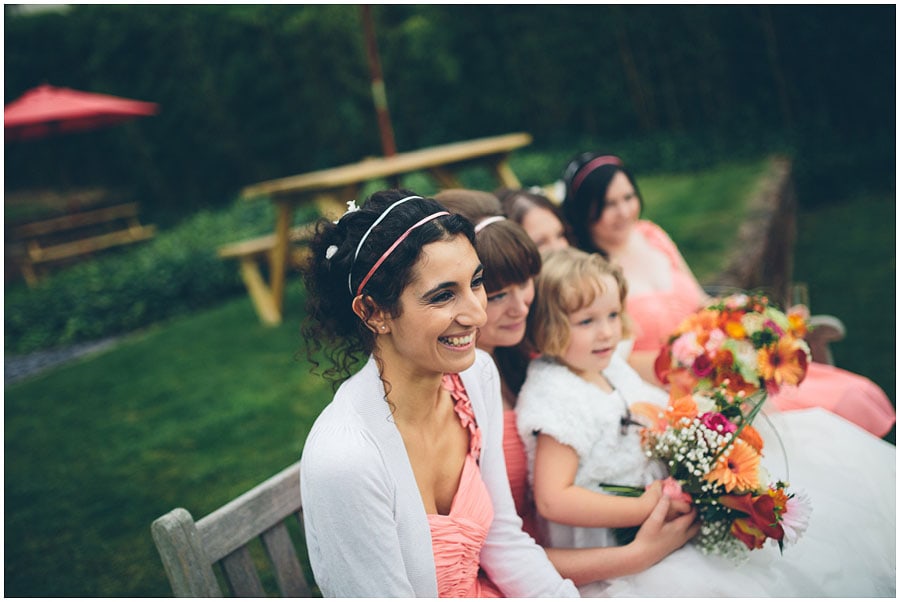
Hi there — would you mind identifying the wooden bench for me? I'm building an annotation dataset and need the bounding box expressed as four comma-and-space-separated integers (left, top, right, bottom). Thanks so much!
217, 223, 316, 325
151, 460, 315, 597
8, 201, 156, 286
234, 132, 533, 325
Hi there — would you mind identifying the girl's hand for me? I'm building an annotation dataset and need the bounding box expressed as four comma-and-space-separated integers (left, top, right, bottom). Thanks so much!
630, 496, 700, 567
640, 481, 664, 517
647, 479, 692, 520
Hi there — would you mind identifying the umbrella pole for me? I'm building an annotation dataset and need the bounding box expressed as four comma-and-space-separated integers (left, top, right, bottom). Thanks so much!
360, 5, 400, 187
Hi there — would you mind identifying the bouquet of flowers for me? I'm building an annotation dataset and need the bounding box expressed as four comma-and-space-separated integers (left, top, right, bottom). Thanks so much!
628, 293, 813, 559
653, 292, 811, 399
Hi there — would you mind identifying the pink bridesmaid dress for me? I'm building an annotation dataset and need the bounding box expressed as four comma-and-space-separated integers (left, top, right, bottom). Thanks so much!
626, 220, 895, 438
427, 374, 504, 598
502, 408, 544, 545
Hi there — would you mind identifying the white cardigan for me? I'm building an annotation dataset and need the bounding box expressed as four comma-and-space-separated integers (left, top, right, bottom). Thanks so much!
300, 349, 578, 597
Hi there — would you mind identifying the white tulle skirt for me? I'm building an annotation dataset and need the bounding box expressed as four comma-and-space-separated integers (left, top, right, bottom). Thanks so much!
579, 408, 896, 598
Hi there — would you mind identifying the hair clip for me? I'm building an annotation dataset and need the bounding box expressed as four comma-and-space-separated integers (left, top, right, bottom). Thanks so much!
325, 245, 338, 260
333, 200, 360, 224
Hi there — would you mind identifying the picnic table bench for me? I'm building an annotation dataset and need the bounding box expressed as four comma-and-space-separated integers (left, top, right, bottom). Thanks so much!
7, 201, 156, 286
228, 132, 532, 324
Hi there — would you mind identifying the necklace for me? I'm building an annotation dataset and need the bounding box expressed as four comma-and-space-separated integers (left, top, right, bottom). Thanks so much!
605, 373, 643, 436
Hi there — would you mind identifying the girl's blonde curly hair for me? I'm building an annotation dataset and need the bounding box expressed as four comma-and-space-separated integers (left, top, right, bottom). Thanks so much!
527, 247, 633, 357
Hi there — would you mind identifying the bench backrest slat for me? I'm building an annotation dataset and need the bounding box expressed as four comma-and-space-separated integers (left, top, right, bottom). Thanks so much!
221, 546, 267, 597
151, 460, 312, 597
260, 520, 309, 597
12, 202, 140, 238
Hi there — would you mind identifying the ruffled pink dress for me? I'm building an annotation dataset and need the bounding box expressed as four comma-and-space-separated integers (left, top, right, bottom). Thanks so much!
502, 409, 543, 545
626, 220, 895, 437
427, 374, 504, 598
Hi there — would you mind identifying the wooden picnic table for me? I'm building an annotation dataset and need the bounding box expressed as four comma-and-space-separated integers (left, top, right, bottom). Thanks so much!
237, 132, 532, 324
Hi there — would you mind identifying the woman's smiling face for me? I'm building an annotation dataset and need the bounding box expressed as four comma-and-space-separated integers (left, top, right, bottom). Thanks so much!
384, 235, 488, 377
521, 206, 569, 253
589, 171, 641, 251
477, 279, 535, 353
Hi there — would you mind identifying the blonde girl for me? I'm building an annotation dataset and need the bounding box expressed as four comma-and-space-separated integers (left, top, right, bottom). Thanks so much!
516, 247, 695, 564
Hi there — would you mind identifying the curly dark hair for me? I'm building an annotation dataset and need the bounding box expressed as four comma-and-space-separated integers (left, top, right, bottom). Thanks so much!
301, 189, 475, 386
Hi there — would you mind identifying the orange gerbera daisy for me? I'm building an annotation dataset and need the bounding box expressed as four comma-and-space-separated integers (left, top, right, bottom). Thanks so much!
787, 312, 808, 338
724, 318, 747, 340
737, 423, 764, 453
768, 486, 790, 515
705, 438, 760, 493
757, 337, 807, 387
666, 393, 699, 425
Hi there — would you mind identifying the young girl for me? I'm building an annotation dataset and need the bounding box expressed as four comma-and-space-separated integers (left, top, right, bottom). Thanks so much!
515, 247, 684, 553
516, 247, 896, 597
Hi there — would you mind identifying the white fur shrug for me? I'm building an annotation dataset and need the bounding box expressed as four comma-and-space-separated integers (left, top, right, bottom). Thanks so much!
516, 354, 668, 549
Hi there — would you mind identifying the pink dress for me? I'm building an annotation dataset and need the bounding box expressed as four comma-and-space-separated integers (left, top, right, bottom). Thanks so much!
427, 374, 504, 598
502, 409, 543, 545
626, 220, 895, 438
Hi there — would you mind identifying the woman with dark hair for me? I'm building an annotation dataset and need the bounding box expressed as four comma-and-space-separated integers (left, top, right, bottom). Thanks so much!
495, 187, 572, 253
560, 152, 895, 438
435, 188, 698, 590
300, 189, 578, 597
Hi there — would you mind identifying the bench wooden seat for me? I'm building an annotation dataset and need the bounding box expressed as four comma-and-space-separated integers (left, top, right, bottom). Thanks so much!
8, 201, 156, 286
151, 460, 314, 597
235, 133, 532, 325
217, 223, 316, 325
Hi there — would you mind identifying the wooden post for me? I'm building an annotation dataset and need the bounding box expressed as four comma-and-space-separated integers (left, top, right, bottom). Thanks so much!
360, 5, 397, 158
269, 201, 292, 321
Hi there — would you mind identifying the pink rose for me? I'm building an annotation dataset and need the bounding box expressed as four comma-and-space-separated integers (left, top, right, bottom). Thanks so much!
691, 353, 714, 377
662, 477, 693, 504
764, 319, 785, 336
704, 328, 726, 353
671, 332, 702, 366
700, 412, 737, 434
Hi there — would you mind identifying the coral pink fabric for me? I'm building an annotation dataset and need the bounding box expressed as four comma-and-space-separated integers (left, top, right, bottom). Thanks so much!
626, 220, 895, 437
626, 221, 707, 355
427, 374, 504, 598
502, 409, 543, 545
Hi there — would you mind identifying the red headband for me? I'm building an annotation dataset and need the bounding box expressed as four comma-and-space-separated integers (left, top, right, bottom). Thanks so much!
570, 155, 623, 198
355, 211, 449, 296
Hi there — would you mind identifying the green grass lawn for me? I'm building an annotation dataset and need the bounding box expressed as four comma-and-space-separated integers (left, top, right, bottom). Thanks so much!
4, 157, 893, 596
4, 281, 333, 596
638, 157, 772, 282
793, 192, 896, 429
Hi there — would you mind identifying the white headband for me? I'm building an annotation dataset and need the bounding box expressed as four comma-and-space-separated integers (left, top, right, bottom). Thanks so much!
348, 195, 423, 294
474, 215, 506, 233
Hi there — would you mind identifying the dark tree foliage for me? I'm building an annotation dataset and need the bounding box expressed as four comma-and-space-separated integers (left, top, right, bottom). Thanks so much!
5, 5, 894, 220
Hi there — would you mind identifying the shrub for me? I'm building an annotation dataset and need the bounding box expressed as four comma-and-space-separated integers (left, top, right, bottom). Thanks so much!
4, 197, 301, 355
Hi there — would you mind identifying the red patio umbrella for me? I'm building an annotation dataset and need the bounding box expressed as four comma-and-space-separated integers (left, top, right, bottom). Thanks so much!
4, 84, 159, 142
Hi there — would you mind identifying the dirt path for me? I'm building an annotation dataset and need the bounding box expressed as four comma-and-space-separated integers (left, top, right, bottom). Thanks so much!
5, 336, 122, 385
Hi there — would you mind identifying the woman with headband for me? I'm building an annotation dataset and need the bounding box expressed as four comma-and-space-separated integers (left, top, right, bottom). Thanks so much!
560, 152, 894, 438
435, 188, 698, 590
494, 187, 573, 253
299, 189, 577, 597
